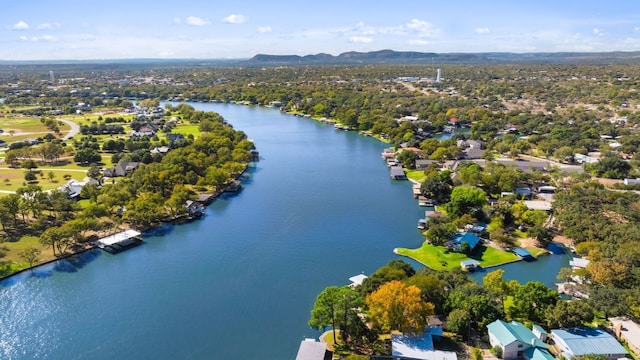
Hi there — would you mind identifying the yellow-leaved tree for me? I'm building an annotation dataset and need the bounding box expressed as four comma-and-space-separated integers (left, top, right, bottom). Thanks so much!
365, 280, 434, 335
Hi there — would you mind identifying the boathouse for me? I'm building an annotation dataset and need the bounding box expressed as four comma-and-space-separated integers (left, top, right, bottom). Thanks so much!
390, 166, 407, 180
513, 247, 535, 261
96, 230, 142, 253
460, 259, 480, 271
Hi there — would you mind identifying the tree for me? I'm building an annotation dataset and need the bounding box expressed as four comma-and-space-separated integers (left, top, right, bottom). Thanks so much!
444, 186, 487, 219
309, 286, 363, 344
397, 150, 418, 169
18, 247, 41, 268
545, 300, 594, 328
24, 171, 37, 182
360, 259, 416, 295
529, 226, 554, 247
366, 280, 434, 334
509, 281, 559, 323
446, 309, 471, 340
426, 222, 456, 246
420, 176, 452, 204
482, 269, 509, 309
74, 148, 102, 165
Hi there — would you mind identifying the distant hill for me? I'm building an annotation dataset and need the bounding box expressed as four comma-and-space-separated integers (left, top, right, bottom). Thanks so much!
243, 49, 640, 65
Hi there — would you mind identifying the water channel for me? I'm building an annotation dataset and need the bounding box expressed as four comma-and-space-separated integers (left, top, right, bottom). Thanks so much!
0, 103, 568, 359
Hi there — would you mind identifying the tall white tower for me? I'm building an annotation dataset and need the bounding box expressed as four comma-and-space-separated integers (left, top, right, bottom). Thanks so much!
49, 71, 55, 83
436, 68, 441, 83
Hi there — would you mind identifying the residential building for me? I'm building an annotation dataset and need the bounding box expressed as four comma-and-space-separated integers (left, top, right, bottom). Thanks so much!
551, 327, 627, 360
392, 326, 457, 360
487, 320, 553, 360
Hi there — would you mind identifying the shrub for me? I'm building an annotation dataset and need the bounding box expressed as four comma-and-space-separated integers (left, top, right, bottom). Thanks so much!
491, 346, 503, 359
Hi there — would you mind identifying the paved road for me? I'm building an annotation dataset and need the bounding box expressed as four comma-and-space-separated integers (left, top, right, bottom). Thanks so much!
0, 167, 87, 173
58, 118, 80, 140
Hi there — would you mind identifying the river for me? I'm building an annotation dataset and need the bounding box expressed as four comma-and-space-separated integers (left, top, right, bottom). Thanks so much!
0, 103, 568, 359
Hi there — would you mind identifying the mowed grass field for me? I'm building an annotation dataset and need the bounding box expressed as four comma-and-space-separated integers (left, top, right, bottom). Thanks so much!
0, 168, 87, 192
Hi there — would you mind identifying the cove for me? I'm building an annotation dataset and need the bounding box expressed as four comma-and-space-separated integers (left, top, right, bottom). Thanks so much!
0, 103, 568, 359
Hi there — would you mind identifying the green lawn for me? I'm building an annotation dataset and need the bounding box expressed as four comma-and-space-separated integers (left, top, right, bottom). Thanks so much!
406, 169, 426, 183
0, 168, 86, 193
396, 242, 520, 270
1, 235, 55, 267
171, 125, 200, 137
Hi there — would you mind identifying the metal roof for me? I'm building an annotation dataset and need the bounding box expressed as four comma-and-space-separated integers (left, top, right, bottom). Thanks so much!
552, 328, 627, 357
487, 320, 545, 348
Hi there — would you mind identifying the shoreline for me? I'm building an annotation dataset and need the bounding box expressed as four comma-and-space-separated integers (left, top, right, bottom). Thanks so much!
0, 163, 252, 285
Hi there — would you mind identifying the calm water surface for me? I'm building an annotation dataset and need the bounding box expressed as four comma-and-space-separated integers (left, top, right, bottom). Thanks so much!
0, 103, 568, 359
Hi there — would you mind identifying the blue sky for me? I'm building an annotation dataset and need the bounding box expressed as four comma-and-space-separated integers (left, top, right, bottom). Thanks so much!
1, 0, 640, 60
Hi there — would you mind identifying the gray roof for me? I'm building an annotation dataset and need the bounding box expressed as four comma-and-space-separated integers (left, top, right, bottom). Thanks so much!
295, 339, 329, 360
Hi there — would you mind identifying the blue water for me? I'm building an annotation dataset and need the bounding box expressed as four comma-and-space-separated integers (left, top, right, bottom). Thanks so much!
0, 103, 568, 359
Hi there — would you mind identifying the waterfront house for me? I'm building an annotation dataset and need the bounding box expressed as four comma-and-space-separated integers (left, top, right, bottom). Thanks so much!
551, 327, 627, 360
447, 232, 480, 252
392, 326, 457, 360
487, 320, 553, 360
415, 159, 438, 170
295, 339, 332, 360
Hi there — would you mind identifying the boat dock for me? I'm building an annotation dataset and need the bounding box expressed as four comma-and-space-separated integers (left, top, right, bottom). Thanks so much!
96, 230, 143, 253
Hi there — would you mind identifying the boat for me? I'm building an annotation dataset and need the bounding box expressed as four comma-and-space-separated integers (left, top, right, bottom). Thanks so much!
418, 200, 434, 207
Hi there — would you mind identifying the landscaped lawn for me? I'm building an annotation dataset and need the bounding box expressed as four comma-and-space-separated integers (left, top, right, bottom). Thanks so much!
396, 242, 520, 270
171, 125, 200, 137
406, 169, 426, 183
0, 168, 86, 193
1, 235, 55, 266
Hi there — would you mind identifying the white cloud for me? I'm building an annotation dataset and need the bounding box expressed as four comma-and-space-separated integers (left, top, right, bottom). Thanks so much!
593, 28, 605, 36
37, 22, 60, 30
173, 18, 182, 25
186, 16, 211, 26
350, 36, 373, 43
20, 35, 57, 42
406, 19, 437, 37
635, 27, 640, 32
408, 39, 429, 45
12, 20, 29, 30
257, 26, 272, 33
475, 27, 490, 34
223, 14, 247, 24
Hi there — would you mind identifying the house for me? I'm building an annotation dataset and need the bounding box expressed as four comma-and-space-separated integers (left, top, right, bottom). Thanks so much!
57, 178, 99, 199
348, 273, 368, 288
150, 146, 170, 155
524, 200, 552, 212
448, 232, 481, 251
390, 166, 407, 180
415, 159, 438, 170
168, 133, 185, 143
392, 326, 457, 360
610, 317, 640, 357
551, 327, 627, 360
487, 320, 553, 360
515, 187, 532, 199
295, 339, 332, 360
574, 153, 599, 164
103, 162, 140, 177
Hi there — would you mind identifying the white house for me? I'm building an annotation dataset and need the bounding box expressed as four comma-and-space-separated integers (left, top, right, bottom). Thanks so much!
487, 320, 553, 360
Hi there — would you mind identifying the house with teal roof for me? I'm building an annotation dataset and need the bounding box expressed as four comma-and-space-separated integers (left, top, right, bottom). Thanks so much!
487, 320, 553, 360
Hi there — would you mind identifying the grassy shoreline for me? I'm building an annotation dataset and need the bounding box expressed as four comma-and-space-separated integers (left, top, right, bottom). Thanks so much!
395, 242, 521, 271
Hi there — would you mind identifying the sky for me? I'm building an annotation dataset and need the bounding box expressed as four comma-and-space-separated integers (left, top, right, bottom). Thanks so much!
1, 0, 640, 60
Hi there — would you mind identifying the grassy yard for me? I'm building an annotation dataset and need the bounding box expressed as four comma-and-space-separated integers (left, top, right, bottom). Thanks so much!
406, 169, 426, 183
396, 242, 520, 270
1, 235, 55, 268
0, 168, 86, 193
171, 125, 200, 137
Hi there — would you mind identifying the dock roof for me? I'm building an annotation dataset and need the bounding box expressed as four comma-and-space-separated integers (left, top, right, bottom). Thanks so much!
513, 247, 533, 258
97, 230, 142, 247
